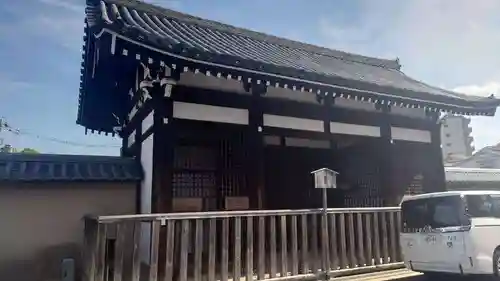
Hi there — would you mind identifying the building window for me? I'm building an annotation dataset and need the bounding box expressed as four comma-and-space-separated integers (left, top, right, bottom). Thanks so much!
445, 133, 451, 137
446, 143, 451, 147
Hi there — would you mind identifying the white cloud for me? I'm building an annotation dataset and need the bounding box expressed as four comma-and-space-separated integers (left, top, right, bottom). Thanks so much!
37, 0, 84, 13
0, 77, 34, 93
0, 1, 85, 52
453, 82, 500, 98
317, 0, 500, 149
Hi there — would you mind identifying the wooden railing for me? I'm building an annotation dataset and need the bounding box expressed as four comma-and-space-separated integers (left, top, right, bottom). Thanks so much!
84, 207, 402, 281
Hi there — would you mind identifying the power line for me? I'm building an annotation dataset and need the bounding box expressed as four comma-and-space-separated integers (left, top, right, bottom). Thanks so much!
0, 119, 121, 148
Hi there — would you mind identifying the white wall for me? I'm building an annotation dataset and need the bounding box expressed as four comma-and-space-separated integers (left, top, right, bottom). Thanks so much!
139, 123, 154, 264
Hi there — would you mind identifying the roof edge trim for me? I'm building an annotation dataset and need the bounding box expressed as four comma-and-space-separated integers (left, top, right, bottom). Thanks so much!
95, 28, 500, 114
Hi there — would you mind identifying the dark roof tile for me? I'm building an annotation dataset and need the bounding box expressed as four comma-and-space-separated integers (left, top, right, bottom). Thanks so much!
0, 153, 142, 182
85, 0, 499, 108
450, 144, 500, 169
100, 0, 401, 69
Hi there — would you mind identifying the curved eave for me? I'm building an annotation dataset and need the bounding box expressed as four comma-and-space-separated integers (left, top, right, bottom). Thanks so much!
99, 25, 500, 114
77, 21, 90, 127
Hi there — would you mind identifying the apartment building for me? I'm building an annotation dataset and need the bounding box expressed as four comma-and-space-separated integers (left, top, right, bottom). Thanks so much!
441, 114, 474, 162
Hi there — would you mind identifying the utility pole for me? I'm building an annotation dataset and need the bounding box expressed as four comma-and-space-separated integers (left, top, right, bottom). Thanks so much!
0, 117, 4, 146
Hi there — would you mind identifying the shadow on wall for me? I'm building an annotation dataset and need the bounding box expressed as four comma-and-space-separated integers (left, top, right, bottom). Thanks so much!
0, 243, 81, 281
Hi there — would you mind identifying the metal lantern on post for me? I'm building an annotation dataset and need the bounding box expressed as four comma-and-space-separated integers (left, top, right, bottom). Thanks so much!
311, 168, 338, 281
312, 168, 338, 190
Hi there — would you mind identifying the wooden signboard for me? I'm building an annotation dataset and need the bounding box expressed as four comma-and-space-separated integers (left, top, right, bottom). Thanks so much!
172, 198, 203, 212
225, 196, 249, 210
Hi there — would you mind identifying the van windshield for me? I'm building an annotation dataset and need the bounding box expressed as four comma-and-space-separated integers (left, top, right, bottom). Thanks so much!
401, 195, 468, 232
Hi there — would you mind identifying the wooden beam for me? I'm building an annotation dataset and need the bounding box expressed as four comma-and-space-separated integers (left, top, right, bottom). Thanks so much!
424, 120, 446, 193
247, 82, 266, 209
379, 104, 394, 206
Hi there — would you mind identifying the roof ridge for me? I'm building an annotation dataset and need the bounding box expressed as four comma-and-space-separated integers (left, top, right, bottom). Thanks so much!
0, 153, 135, 163
104, 0, 401, 69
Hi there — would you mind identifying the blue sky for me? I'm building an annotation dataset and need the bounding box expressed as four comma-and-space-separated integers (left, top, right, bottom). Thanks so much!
0, 0, 499, 155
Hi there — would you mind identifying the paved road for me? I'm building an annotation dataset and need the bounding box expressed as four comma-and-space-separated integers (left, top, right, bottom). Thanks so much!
332, 269, 492, 281
332, 269, 423, 281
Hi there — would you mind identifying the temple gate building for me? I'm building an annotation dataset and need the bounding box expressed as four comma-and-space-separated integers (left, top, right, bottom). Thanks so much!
78, 0, 500, 214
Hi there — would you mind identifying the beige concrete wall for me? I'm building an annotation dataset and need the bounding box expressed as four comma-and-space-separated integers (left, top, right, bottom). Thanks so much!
0, 182, 136, 281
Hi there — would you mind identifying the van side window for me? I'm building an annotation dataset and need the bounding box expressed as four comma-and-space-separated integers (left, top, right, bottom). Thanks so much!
490, 195, 500, 217
466, 195, 500, 218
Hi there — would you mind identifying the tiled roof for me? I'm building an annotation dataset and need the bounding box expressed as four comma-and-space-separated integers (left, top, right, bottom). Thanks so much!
96, 0, 401, 69
449, 144, 500, 169
0, 153, 142, 182
84, 0, 499, 111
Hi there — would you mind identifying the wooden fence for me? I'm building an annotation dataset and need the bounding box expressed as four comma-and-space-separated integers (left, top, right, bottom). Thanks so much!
84, 207, 402, 281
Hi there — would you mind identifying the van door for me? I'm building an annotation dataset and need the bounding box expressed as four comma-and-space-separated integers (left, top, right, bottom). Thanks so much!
401, 196, 469, 273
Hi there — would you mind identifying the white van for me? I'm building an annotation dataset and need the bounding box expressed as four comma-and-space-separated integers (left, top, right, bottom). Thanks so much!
400, 191, 500, 277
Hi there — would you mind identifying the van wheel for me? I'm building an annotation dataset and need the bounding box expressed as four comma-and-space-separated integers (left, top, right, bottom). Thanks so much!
494, 248, 500, 277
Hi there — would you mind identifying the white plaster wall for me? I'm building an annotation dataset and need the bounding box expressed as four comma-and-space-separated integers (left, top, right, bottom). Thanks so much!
391, 127, 431, 143
142, 110, 154, 133
173, 102, 249, 125
330, 122, 381, 137
140, 133, 154, 214
263, 114, 324, 132
139, 121, 154, 264
128, 130, 136, 148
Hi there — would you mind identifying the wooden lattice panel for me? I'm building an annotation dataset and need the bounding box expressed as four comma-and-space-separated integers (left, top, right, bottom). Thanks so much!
340, 144, 384, 207
405, 174, 424, 195
172, 131, 247, 210
172, 172, 216, 197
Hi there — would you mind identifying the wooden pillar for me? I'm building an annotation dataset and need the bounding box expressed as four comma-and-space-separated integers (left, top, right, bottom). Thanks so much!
247, 82, 266, 209
424, 116, 446, 193
151, 69, 178, 213
379, 104, 394, 206
322, 94, 335, 208
322, 94, 335, 150
123, 61, 179, 215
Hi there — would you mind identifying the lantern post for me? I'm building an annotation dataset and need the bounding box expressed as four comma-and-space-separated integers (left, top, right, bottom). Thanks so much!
311, 168, 338, 280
